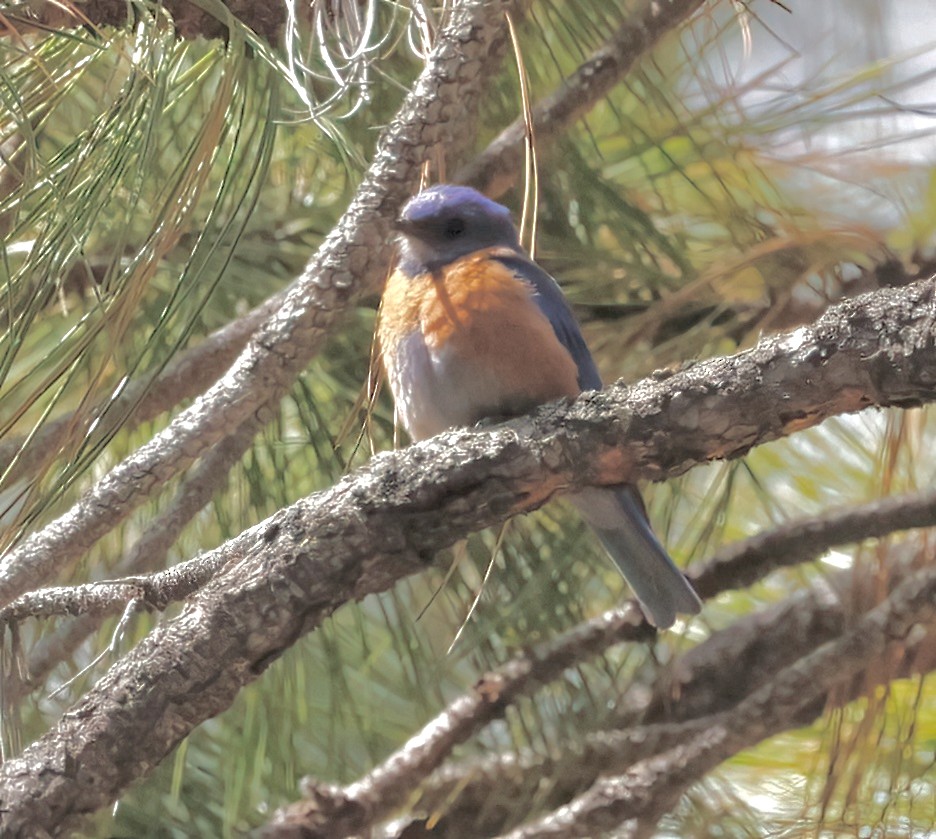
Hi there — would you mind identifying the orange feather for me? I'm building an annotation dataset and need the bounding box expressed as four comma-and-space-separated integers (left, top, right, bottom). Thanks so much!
379, 248, 580, 425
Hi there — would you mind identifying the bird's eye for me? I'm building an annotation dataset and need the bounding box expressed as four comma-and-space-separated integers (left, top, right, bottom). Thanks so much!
444, 217, 466, 238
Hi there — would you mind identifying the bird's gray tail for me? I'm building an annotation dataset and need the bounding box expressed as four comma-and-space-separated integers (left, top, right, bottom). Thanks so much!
570, 486, 702, 629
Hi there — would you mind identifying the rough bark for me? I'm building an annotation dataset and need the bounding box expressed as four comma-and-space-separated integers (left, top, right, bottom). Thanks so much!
1, 0, 286, 43
0, 0, 515, 610
0, 275, 934, 835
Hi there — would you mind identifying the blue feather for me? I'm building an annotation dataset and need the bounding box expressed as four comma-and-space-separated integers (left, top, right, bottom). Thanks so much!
392, 185, 702, 627
493, 252, 701, 627
493, 254, 603, 391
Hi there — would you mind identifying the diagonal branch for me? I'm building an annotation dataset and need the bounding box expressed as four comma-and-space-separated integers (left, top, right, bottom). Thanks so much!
691, 488, 936, 598
0, 0, 517, 611
3, 0, 705, 491
9, 284, 936, 632
261, 495, 936, 837
0, 295, 276, 488
502, 560, 936, 839
457, 0, 707, 197
0, 275, 934, 833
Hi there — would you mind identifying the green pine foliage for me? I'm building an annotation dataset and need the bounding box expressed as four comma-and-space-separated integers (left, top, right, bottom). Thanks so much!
1, 1, 934, 835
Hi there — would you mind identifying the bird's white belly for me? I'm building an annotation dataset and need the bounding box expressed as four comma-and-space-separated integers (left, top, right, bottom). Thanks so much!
386, 331, 513, 441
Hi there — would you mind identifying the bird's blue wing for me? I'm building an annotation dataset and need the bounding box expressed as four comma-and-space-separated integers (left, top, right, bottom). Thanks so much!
493, 252, 701, 628
494, 253, 603, 392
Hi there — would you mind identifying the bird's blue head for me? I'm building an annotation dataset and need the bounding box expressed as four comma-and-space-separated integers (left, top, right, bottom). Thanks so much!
396, 185, 521, 272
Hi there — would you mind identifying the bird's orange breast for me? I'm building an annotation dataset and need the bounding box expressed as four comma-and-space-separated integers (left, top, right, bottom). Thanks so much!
378, 248, 580, 432
381, 249, 535, 343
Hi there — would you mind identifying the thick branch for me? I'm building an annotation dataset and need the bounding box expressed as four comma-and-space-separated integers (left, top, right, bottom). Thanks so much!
0, 276, 934, 833
0, 0, 515, 610
10, 331, 936, 643
1, 1, 286, 43
13, 310, 936, 694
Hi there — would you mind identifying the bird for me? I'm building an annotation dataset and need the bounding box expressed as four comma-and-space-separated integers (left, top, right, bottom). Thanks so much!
378, 184, 702, 628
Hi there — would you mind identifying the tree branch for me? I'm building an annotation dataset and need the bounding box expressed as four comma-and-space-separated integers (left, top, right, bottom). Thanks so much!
0, 552, 226, 624
0, 0, 516, 611
0, 0, 286, 43
0, 293, 276, 488
503, 561, 936, 838
261, 492, 936, 837
0, 275, 934, 833
692, 487, 936, 598
3, 419, 258, 700
456, 0, 707, 197
10, 292, 936, 633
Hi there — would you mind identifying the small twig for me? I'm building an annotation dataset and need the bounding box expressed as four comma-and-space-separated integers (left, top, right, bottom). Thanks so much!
457, 0, 708, 197
0, 552, 227, 625
12, 418, 262, 697
48, 599, 144, 700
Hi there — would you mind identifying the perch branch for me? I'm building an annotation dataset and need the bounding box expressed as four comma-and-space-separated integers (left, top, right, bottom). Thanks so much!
0, 274, 923, 834
0, 0, 516, 610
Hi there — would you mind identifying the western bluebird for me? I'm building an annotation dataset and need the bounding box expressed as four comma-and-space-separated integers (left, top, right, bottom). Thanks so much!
378, 184, 701, 628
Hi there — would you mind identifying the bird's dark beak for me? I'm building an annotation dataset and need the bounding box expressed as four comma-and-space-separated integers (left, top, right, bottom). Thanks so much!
394, 215, 416, 234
